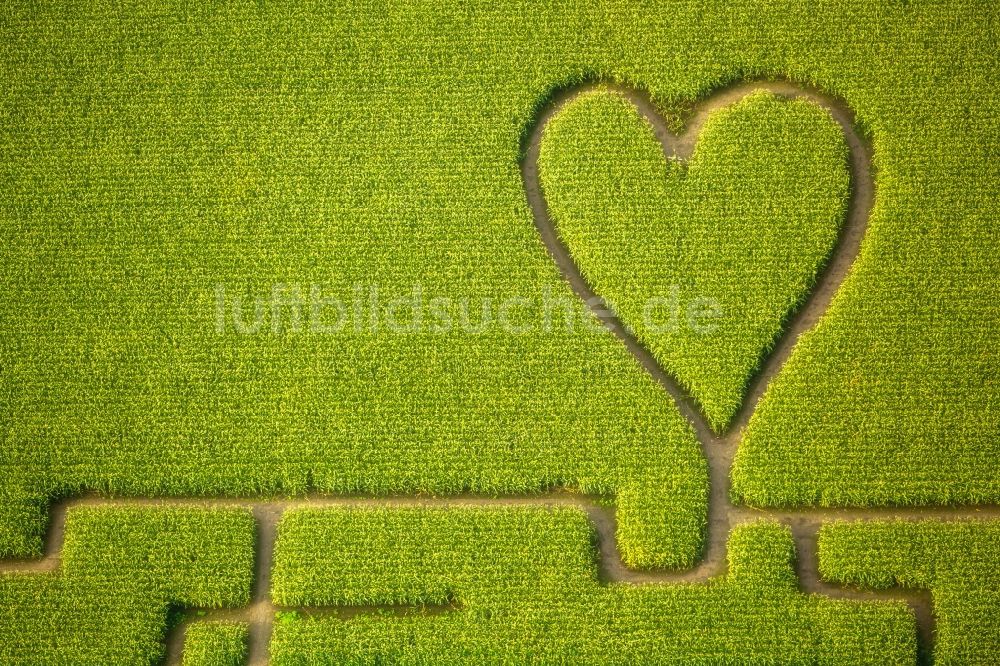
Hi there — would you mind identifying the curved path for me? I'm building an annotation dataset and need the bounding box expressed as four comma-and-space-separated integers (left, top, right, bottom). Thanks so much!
2, 80, 997, 665
522, 79, 876, 581
523, 78, 871, 442
520, 78, 998, 664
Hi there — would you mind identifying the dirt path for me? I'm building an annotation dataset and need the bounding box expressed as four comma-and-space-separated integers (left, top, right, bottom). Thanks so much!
520, 78, 980, 664
522, 78, 873, 444
6, 494, 1000, 665
520, 77, 880, 595
0, 80, 992, 665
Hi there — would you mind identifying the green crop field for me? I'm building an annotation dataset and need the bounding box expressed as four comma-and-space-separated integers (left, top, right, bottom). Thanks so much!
0, 506, 254, 664
270, 507, 914, 665
182, 622, 250, 666
0, 0, 997, 664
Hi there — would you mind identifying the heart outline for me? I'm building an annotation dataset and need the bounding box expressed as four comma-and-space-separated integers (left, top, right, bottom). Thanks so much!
522, 79, 872, 446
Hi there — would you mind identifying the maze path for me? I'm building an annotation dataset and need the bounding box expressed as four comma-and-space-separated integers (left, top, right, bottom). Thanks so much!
2, 80, 996, 664
4, 494, 999, 663
521, 78, 996, 664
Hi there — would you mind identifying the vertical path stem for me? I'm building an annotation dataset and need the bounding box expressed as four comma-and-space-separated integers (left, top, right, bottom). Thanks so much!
247, 505, 281, 666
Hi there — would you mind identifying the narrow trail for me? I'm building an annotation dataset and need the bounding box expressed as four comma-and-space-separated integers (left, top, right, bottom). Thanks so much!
522, 78, 873, 444
1, 79, 994, 665
6, 494, 1000, 665
520, 77, 883, 598
520, 78, 989, 664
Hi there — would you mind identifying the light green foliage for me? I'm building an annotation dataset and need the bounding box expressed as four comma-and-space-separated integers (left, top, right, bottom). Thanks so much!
1, 1, 997, 571
539, 89, 849, 431
729, 9, 999, 506
0, 506, 254, 665
270, 507, 915, 664
1, 1, 998, 657
819, 520, 1000, 665
183, 621, 249, 666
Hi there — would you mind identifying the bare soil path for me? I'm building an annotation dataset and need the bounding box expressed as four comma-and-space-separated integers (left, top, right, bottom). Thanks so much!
6, 494, 999, 664
520, 78, 995, 664
1, 80, 994, 665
